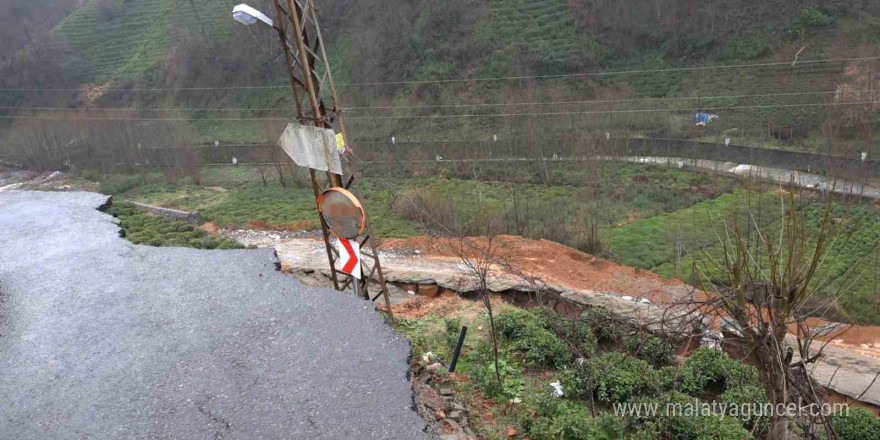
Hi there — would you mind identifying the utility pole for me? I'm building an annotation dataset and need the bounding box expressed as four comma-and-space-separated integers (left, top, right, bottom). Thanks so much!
266, 0, 393, 315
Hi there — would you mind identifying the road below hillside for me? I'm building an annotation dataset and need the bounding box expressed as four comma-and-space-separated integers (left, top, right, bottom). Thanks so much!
0, 191, 429, 440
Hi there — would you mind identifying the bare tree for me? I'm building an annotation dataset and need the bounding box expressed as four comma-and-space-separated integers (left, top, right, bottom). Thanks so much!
688, 187, 842, 440
453, 236, 502, 382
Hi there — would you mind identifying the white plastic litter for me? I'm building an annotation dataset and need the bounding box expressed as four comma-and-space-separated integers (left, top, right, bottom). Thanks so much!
550, 381, 564, 397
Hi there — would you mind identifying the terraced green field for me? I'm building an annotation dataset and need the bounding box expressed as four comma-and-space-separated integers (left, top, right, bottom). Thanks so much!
612, 193, 879, 324
54, 0, 231, 81
490, 0, 590, 71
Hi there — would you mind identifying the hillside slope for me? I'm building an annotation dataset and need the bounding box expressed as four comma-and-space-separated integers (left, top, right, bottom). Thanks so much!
1, 0, 879, 149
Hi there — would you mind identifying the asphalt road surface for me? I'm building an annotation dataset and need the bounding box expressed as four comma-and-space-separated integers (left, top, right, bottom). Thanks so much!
0, 191, 429, 440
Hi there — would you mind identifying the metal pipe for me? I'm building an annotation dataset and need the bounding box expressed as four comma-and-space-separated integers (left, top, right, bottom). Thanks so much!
448, 326, 468, 373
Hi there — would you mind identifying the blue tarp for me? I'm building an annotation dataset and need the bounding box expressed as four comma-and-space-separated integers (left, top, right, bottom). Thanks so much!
695, 112, 713, 125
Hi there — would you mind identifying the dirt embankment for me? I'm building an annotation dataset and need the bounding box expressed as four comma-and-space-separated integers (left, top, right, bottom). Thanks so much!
383, 235, 699, 303
232, 229, 880, 406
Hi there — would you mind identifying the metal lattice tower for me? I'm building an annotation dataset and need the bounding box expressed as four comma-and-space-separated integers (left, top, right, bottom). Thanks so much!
269, 0, 393, 315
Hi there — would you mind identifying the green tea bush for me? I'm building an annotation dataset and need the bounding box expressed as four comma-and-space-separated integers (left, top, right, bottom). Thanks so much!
623, 331, 675, 367
718, 385, 769, 434
546, 312, 597, 359
108, 202, 244, 250
675, 348, 760, 397
495, 308, 572, 368
524, 395, 626, 440
832, 408, 880, 440
589, 352, 659, 404
582, 307, 629, 344
99, 175, 143, 195
629, 392, 753, 440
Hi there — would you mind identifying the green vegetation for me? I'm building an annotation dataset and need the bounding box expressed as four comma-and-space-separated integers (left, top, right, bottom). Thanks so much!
117, 176, 421, 238
490, 0, 593, 72
609, 189, 782, 270
833, 408, 880, 440
496, 309, 580, 368
622, 331, 674, 367
104, 159, 877, 324
107, 202, 246, 249
614, 195, 879, 324
589, 352, 659, 403
385, 162, 736, 253
53, 0, 231, 81
109, 161, 734, 245
393, 305, 821, 440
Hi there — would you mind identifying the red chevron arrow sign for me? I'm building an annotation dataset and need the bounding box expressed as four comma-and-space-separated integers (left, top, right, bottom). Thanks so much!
334, 238, 362, 279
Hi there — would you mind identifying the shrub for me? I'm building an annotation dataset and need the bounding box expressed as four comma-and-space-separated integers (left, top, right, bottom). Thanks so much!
496, 309, 572, 368
833, 408, 880, 440
547, 313, 597, 359
623, 331, 675, 367
590, 352, 658, 404
108, 202, 245, 250
469, 342, 525, 401
800, 8, 835, 27
557, 360, 593, 400
216, 240, 242, 250
630, 392, 753, 440
99, 175, 143, 195
718, 385, 769, 434
582, 307, 629, 343
724, 29, 770, 60
522, 394, 626, 440
676, 348, 760, 397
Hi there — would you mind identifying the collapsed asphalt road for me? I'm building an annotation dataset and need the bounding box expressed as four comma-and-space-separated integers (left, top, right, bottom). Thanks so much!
0, 191, 429, 439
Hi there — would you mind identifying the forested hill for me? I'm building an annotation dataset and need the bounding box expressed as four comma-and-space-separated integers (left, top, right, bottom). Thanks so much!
2, 0, 880, 144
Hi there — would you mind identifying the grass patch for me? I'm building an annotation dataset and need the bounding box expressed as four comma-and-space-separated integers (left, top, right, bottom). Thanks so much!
106, 161, 737, 249
613, 190, 880, 324
656, 202, 879, 324
610, 189, 783, 270
118, 180, 422, 237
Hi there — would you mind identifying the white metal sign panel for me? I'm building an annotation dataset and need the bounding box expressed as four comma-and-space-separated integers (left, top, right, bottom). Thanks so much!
334, 238, 362, 279
277, 123, 342, 174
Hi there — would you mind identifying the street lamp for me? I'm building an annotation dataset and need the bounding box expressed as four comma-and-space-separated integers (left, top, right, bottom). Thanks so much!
228, 1, 393, 312
232, 4, 274, 28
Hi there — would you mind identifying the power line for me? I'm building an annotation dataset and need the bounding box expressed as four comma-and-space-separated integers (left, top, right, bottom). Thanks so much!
320, 101, 879, 120
0, 56, 875, 93
0, 101, 873, 121
0, 90, 848, 113
338, 56, 880, 86
0, 106, 298, 112
345, 90, 841, 110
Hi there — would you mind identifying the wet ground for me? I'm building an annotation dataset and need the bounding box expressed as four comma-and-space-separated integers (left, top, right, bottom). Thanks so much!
0, 191, 429, 439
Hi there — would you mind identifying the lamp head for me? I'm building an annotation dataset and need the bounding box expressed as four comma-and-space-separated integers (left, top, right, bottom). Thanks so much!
232, 4, 274, 27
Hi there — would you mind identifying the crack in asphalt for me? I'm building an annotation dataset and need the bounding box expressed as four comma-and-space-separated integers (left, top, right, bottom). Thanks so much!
196, 398, 232, 440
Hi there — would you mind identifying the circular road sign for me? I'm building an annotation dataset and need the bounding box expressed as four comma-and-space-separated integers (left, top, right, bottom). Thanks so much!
317, 187, 366, 239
